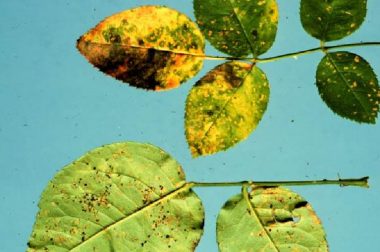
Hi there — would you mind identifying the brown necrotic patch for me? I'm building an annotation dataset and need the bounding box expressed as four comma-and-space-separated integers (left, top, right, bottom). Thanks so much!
195, 62, 247, 88
77, 39, 176, 90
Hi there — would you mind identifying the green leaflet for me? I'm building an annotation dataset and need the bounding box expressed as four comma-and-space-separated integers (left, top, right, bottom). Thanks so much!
185, 61, 269, 157
194, 0, 278, 57
77, 6, 205, 91
27, 142, 204, 251
217, 187, 328, 252
316, 51, 379, 124
300, 0, 367, 41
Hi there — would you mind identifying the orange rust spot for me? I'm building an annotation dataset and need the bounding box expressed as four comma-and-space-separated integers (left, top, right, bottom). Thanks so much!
166, 77, 180, 89
174, 54, 184, 66
55, 235, 67, 243
243, 64, 252, 70
114, 64, 129, 76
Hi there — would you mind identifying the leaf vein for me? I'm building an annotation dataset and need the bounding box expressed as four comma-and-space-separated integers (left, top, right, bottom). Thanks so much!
226, 0, 256, 55
68, 182, 189, 251
326, 54, 370, 115
197, 64, 254, 149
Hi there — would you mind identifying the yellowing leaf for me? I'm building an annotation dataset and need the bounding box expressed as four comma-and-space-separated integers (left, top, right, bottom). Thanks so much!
77, 6, 205, 91
217, 187, 328, 251
185, 61, 269, 157
27, 142, 204, 251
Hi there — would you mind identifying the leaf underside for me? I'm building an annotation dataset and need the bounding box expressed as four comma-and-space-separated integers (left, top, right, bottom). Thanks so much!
185, 61, 269, 157
300, 0, 367, 41
316, 51, 379, 124
194, 0, 278, 57
217, 187, 328, 252
77, 5, 205, 91
27, 142, 204, 251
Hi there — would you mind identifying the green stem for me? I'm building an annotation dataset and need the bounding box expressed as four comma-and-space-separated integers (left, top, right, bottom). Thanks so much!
190, 176, 369, 188
256, 42, 380, 63
203, 42, 380, 62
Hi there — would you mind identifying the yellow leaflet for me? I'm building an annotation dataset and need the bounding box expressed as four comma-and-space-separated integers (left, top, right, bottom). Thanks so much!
185, 61, 270, 157
77, 6, 205, 91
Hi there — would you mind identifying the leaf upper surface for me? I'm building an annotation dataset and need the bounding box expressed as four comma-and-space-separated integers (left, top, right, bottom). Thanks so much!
217, 187, 328, 252
300, 0, 367, 41
185, 61, 269, 157
27, 142, 204, 251
194, 0, 278, 57
77, 6, 205, 91
316, 51, 379, 124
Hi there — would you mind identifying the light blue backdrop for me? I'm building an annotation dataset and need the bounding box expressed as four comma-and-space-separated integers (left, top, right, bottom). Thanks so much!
1, 0, 379, 251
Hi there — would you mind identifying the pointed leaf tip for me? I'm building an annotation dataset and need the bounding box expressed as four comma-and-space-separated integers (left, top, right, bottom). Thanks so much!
77, 6, 205, 91
27, 142, 204, 251
316, 51, 379, 124
185, 61, 270, 157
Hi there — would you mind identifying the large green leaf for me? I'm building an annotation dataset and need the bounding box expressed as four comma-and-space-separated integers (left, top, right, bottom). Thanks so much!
316, 51, 379, 124
300, 0, 367, 41
194, 0, 278, 57
27, 142, 204, 251
185, 61, 269, 157
77, 6, 205, 91
217, 187, 328, 251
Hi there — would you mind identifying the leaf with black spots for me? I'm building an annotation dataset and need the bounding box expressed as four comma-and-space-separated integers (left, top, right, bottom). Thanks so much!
77, 6, 205, 91
194, 0, 278, 57
300, 0, 367, 41
316, 51, 379, 123
185, 61, 269, 157
27, 142, 204, 251
217, 187, 328, 251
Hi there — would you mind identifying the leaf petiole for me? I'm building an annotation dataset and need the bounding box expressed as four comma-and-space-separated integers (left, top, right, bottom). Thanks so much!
256, 42, 380, 63
203, 42, 380, 63
190, 176, 369, 188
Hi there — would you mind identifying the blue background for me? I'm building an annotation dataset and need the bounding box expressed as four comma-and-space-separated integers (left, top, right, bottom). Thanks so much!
1, 0, 379, 251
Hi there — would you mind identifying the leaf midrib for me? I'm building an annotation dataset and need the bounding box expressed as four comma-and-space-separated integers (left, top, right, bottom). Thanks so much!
325, 53, 370, 117
78, 40, 205, 58
242, 188, 280, 252
69, 182, 190, 251
226, 0, 256, 56
197, 64, 254, 148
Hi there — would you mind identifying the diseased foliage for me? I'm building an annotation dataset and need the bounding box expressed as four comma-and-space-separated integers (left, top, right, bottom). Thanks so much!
27, 142, 204, 251
28, 142, 332, 251
194, 0, 278, 57
316, 52, 379, 124
77, 1, 379, 157
300, 0, 367, 41
77, 6, 205, 90
26, 1, 376, 251
299, 0, 380, 123
217, 187, 328, 251
185, 61, 269, 157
